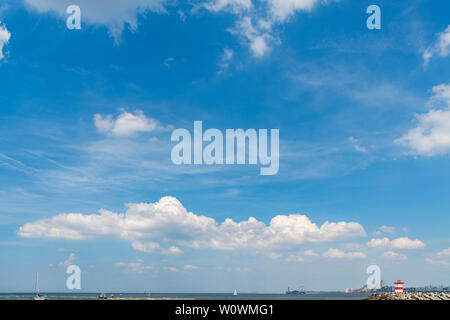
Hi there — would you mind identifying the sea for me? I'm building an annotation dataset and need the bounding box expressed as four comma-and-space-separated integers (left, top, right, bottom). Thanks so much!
0, 292, 371, 300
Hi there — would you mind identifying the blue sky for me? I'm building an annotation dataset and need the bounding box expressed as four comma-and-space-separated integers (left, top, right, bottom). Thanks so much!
1, 0, 450, 292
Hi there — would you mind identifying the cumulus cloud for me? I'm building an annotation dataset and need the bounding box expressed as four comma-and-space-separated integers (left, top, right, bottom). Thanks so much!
396, 83, 450, 156
423, 25, 450, 65
17, 196, 366, 252
23, 0, 168, 44
381, 251, 407, 261
396, 109, 450, 156
116, 259, 152, 273
183, 264, 198, 270
0, 21, 11, 61
94, 109, 171, 137
366, 237, 425, 250
322, 248, 367, 260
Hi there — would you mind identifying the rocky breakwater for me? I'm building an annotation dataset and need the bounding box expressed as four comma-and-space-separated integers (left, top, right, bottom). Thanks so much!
367, 292, 450, 300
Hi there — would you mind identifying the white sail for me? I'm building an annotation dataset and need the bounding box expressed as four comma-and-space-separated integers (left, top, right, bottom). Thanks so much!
34, 272, 47, 300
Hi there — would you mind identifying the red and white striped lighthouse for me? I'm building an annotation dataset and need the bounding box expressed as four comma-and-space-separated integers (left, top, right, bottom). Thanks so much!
394, 280, 404, 294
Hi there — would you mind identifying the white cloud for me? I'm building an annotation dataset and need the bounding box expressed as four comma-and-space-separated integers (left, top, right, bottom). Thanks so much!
202, 0, 252, 13
202, 0, 337, 57
163, 266, 179, 272
427, 83, 450, 107
183, 264, 198, 270
379, 225, 396, 234
23, 0, 168, 44
285, 249, 318, 262
437, 247, 450, 257
17, 196, 366, 252
423, 25, 450, 65
232, 16, 272, 57
59, 252, 76, 267
0, 21, 11, 61
235, 267, 252, 272
348, 136, 367, 153
177, 9, 186, 22
94, 109, 170, 137
322, 248, 367, 260
425, 247, 450, 267
116, 259, 152, 273
23, 1, 339, 56
366, 237, 425, 250
132, 241, 160, 252
372, 225, 395, 236
130, 241, 184, 255
267, 0, 322, 22
396, 109, 450, 156
397, 83, 450, 156
168, 246, 183, 254
381, 251, 407, 261
217, 48, 234, 74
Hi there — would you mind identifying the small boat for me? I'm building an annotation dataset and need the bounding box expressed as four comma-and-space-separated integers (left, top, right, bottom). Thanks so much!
98, 292, 107, 299
285, 286, 305, 295
107, 294, 116, 299
33, 272, 47, 300
233, 289, 238, 296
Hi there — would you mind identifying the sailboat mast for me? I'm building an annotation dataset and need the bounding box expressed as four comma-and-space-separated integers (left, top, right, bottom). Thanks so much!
35, 272, 39, 295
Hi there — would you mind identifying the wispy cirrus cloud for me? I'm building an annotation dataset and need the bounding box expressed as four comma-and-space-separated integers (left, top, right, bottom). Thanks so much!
23, 0, 340, 56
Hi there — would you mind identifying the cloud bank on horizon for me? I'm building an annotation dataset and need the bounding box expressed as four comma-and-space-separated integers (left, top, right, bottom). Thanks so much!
17, 196, 366, 249
17, 196, 428, 264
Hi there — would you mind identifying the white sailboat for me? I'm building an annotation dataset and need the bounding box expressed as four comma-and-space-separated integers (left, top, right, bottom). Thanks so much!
233, 289, 238, 296
34, 272, 47, 300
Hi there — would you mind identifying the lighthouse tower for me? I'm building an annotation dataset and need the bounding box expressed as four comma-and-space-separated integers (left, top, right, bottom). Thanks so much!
394, 280, 404, 294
